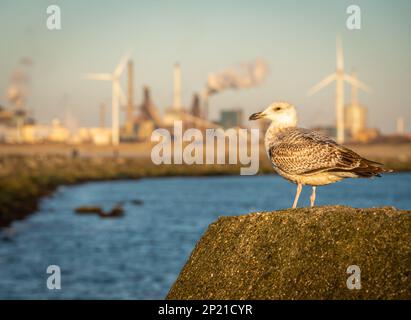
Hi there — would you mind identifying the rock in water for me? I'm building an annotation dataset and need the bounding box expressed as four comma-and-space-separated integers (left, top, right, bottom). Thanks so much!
75, 206, 103, 214
167, 206, 410, 300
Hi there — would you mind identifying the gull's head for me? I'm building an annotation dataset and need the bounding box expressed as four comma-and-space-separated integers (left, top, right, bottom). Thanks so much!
249, 102, 297, 128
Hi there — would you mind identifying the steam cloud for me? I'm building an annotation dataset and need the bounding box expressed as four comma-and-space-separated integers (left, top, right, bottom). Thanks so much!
206, 58, 269, 95
6, 58, 32, 107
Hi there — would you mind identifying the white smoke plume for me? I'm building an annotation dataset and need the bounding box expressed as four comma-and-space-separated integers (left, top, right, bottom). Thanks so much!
6, 57, 32, 108
206, 58, 269, 95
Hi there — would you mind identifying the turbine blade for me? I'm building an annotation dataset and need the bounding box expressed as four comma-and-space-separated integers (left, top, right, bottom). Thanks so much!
344, 74, 372, 93
84, 73, 112, 81
307, 73, 336, 96
114, 52, 132, 77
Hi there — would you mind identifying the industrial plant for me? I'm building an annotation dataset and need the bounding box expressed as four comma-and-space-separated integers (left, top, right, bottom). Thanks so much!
0, 57, 263, 145
0, 41, 408, 146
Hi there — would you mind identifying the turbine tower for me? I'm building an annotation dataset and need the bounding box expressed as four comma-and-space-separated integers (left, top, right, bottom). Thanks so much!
350, 70, 359, 106
173, 63, 182, 111
86, 53, 130, 145
308, 37, 371, 143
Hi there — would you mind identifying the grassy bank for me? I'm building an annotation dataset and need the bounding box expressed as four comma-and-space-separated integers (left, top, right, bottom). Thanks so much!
0, 155, 273, 227
1, 141, 410, 228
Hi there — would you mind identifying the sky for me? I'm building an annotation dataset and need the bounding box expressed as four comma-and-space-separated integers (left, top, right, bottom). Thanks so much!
0, 0, 410, 132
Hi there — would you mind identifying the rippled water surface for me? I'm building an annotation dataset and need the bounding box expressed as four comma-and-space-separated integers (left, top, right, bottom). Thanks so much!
0, 173, 410, 299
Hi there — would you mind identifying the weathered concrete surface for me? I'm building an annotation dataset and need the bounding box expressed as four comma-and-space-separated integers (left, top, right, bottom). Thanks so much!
167, 206, 410, 300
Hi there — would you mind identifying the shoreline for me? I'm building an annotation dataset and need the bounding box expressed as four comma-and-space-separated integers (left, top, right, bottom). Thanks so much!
0, 155, 255, 228
1, 141, 411, 228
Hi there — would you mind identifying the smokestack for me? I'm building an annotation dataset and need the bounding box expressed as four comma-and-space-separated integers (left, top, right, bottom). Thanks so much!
141, 86, 152, 120
143, 86, 151, 104
173, 63, 182, 111
397, 117, 405, 135
126, 60, 134, 135
141, 85, 163, 128
191, 93, 201, 118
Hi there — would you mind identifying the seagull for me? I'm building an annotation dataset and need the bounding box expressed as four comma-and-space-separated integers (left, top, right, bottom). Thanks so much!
249, 102, 391, 208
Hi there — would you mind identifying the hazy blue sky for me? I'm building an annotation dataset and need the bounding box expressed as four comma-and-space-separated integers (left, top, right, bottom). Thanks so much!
0, 0, 410, 132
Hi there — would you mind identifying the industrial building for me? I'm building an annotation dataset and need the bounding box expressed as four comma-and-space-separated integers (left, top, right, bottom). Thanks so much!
219, 109, 243, 129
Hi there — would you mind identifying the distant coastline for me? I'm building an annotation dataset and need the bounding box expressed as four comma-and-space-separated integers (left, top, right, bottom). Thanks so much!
0, 152, 249, 228
1, 142, 410, 228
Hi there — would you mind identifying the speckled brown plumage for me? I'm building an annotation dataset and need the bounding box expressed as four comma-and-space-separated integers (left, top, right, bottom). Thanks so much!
266, 127, 388, 182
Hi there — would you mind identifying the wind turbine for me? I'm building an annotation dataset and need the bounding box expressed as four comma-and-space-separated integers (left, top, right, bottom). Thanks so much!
308, 37, 371, 143
85, 53, 130, 146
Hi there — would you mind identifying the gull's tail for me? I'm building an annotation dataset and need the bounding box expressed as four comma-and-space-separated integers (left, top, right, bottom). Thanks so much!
350, 158, 393, 178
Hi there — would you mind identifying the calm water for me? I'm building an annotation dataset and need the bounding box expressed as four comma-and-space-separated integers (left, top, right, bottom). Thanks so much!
0, 173, 410, 299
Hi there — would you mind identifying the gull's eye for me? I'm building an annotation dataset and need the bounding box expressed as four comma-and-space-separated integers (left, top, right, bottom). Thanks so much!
274, 107, 282, 111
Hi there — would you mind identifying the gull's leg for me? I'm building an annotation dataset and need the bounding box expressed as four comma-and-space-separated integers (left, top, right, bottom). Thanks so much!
310, 186, 317, 207
292, 183, 302, 208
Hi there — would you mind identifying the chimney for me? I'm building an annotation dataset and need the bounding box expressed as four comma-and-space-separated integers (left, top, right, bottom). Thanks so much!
126, 60, 134, 135
141, 86, 152, 120
191, 93, 201, 118
143, 86, 151, 104
173, 63, 182, 111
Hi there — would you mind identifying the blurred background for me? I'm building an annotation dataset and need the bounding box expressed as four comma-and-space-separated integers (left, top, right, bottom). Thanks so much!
0, 0, 410, 299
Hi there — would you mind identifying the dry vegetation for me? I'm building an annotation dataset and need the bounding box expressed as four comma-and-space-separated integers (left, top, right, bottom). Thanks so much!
1, 142, 410, 227
0, 153, 273, 227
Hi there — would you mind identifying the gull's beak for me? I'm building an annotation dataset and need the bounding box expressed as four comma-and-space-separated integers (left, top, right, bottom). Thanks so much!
249, 111, 264, 121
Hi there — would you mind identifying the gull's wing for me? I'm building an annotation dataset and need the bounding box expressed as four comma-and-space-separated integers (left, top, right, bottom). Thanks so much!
268, 128, 385, 176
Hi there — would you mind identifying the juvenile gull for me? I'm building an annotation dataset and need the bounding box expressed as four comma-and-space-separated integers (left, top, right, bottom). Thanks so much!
249, 102, 391, 208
